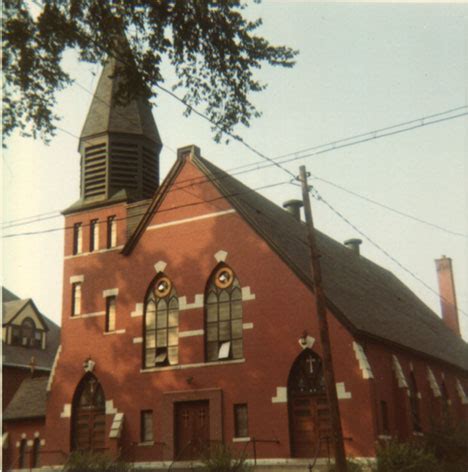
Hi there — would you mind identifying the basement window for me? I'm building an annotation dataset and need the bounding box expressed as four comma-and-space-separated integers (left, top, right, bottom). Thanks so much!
234, 404, 249, 438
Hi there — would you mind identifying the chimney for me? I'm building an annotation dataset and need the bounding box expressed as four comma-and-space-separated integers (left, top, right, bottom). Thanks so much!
344, 238, 362, 255
283, 200, 303, 221
435, 256, 460, 336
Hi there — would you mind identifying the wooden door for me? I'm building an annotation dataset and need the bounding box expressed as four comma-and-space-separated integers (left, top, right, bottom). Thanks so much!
174, 401, 210, 460
290, 394, 331, 457
72, 374, 106, 451
288, 349, 332, 458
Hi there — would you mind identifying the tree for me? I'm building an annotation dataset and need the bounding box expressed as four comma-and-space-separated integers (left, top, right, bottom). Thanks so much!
2, 0, 297, 145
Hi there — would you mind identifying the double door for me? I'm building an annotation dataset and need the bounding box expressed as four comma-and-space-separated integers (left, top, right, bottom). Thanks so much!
175, 400, 210, 460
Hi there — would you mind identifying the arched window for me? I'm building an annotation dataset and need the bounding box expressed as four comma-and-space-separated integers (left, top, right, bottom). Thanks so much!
31, 438, 40, 468
205, 265, 243, 362
18, 439, 27, 468
144, 274, 179, 368
12, 317, 43, 348
409, 371, 421, 432
71, 374, 106, 451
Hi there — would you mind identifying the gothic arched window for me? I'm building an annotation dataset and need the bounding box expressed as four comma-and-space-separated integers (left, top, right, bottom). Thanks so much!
205, 265, 243, 362
409, 371, 421, 432
144, 274, 179, 368
71, 374, 106, 451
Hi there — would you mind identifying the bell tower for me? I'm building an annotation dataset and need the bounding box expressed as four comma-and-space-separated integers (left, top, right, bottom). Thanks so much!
66, 53, 162, 213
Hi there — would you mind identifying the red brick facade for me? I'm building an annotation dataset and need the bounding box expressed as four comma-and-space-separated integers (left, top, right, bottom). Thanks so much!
4, 155, 468, 470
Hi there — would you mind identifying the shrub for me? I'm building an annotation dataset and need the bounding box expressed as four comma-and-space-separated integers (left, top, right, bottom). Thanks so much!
63, 451, 131, 472
328, 458, 370, 471
423, 421, 468, 472
376, 440, 438, 472
201, 443, 251, 472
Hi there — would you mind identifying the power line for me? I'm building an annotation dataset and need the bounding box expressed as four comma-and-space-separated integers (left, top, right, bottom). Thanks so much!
2, 179, 291, 239
308, 187, 468, 319
305, 174, 468, 239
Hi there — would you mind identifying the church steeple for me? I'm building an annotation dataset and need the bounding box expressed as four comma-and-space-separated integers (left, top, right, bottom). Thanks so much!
74, 54, 162, 210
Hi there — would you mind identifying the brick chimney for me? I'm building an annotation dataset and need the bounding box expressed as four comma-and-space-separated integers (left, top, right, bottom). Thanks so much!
435, 256, 460, 336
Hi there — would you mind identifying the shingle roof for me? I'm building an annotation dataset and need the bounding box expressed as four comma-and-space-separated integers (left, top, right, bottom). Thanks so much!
80, 57, 161, 144
3, 377, 48, 421
2, 286, 20, 302
193, 155, 468, 371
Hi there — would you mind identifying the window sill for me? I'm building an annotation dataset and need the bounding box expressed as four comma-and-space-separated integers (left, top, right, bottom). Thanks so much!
377, 435, 392, 440
141, 358, 245, 373
232, 437, 251, 443
103, 329, 126, 336
138, 441, 154, 447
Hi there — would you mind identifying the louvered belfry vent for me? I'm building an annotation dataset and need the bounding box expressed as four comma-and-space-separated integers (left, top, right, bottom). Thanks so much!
76, 51, 162, 208
84, 143, 107, 199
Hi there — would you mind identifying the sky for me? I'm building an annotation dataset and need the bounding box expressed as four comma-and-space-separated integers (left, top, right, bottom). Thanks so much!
2, 2, 468, 340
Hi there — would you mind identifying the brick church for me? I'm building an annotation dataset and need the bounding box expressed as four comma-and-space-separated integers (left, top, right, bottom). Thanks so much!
3, 54, 468, 470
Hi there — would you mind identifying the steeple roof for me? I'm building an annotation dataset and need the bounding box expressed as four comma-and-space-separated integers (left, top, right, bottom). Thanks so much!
80, 56, 161, 144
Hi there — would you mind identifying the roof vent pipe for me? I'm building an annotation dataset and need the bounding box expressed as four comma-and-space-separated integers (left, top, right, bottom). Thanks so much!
344, 238, 362, 255
282, 199, 303, 221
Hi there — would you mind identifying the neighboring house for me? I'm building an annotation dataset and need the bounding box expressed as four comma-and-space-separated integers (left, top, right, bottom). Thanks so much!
2, 287, 60, 469
3, 54, 468, 472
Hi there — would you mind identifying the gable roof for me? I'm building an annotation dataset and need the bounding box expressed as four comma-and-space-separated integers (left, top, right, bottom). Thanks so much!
2, 296, 60, 370
3, 376, 48, 421
124, 151, 468, 371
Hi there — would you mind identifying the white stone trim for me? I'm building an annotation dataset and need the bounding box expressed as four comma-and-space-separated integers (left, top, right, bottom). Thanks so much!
70, 311, 105, 319
27, 440, 33, 446
378, 435, 392, 441
179, 294, 204, 311
47, 345, 62, 392
21, 433, 26, 439
1, 432, 9, 449
60, 404, 71, 418
133, 337, 143, 344
272, 387, 287, 403
336, 382, 352, 399
104, 329, 126, 336
34, 432, 40, 438
456, 379, 468, 404
353, 342, 374, 379
69, 275, 84, 284
109, 412, 124, 439
232, 437, 250, 442
241, 287, 256, 301
243, 322, 254, 330
141, 358, 245, 373
154, 261, 167, 273
105, 400, 118, 415
64, 245, 124, 260
214, 250, 228, 262
40, 439, 46, 446
146, 209, 236, 232
131, 303, 144, 317
392, 355, 408, 388
427, 367, 441, 397
179, 329, 204, 338
103, 288, 119, 298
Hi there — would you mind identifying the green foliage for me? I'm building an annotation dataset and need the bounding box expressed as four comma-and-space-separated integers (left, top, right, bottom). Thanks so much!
201, 443, 251, 472
2, 1, 297, 145
63, 451, 131, 472
376, 440, 439, 472
423, 421, 468, 472
328, 458, 370, 472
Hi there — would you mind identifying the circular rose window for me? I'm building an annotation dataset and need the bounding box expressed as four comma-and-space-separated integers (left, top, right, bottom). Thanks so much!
215, 267, 234, 289
155, 276, 172, 297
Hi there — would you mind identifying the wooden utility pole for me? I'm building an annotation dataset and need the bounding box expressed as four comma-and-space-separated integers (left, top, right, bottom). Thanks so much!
299, 165, 348, 472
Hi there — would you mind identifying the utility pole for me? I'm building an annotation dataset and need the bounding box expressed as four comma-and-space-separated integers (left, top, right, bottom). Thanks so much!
299, 165, 348, 472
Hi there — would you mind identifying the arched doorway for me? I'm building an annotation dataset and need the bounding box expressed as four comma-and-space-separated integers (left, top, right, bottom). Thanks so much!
71, 374, 106, 451
288, 349, 331, 458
